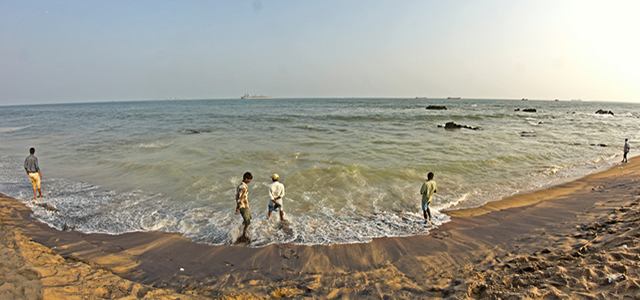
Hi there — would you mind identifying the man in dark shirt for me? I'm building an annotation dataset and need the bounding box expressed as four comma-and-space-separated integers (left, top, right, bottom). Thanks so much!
24, 147, 43, 199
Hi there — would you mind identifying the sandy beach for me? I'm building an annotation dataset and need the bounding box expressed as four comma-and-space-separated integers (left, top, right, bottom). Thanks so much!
2, 159, 640, 299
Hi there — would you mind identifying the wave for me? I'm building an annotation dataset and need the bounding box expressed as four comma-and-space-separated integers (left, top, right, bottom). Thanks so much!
179, 128, 213, 134
293, 125, 331, 132
0, 125, 33, 133
129, 142, 174, 150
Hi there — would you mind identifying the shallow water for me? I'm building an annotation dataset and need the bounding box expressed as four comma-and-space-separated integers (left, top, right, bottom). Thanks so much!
0, 98, 638, 246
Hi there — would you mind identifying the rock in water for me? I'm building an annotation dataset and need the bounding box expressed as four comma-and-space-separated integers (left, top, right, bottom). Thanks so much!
438, 122, 480, 130
426, 105, 447, 110
595, 109, 614, 116
520, 131, 536, 137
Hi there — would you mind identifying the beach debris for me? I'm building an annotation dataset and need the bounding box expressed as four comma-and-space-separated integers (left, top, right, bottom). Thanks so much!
438, 122, 480, 130
589, 143, 608, 147
426, 105, 447, 110
606, 273, 626, 283
579, 234, 599, 252
595, 109, 614, 116
179, 268, 185, 271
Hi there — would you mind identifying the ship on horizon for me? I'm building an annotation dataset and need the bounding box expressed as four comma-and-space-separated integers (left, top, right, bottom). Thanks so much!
241, 93, 274, 99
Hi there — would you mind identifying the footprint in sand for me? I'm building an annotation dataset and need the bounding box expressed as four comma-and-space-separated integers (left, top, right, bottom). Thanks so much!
431, 232, 451, 239
233, 235, 252, 246
280, 248, 300, 260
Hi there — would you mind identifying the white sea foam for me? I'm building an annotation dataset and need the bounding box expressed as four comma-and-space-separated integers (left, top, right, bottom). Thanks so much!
0, 125, 33, 133
131, 141, 174, 149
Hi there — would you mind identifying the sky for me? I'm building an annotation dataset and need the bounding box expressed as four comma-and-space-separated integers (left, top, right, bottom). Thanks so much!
1, 0, 639, 105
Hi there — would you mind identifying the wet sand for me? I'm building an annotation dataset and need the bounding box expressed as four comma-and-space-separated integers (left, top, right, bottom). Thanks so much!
2, 159, 640, 299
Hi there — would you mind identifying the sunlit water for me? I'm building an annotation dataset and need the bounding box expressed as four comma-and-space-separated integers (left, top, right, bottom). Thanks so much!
0, 98, 638, 246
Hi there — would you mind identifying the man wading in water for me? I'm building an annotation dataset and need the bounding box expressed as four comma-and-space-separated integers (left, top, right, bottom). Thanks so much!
235, 172, 253, 242
24, 147, 43, 199
267, 174, 286, 221
420, 172, 437, 225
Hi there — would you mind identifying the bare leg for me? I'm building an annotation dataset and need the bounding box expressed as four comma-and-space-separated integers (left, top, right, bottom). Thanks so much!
243, 223, 250, 240
280, 210, 284, 221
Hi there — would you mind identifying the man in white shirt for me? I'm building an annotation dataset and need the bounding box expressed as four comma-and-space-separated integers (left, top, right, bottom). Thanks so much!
268, 174, 286, 221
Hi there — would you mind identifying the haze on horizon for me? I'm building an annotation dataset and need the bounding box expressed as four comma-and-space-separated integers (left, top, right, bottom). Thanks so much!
1, 0, 639, 106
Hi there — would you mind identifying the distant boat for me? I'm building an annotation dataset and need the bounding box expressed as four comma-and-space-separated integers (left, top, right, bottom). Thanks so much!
447, 97, 461, 100
521, 98, 528, 101
415, 97, 427, 99
241, 93, 274, 99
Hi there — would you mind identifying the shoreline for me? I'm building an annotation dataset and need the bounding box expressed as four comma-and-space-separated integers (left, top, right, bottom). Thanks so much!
2, 160, 640, 298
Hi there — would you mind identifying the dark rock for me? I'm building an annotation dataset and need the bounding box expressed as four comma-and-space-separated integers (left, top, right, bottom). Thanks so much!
180, 129, 200, 134
514, 108, 520, 111
520, 131, 536, 137
426, 105, 447, 110
595, 109, 614, 115
522, 108, 537, 113
438, 122, 480, 130
590, 144, 608, 147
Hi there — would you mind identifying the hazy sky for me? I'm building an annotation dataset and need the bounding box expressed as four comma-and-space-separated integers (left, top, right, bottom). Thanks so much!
1, 0, 639, 105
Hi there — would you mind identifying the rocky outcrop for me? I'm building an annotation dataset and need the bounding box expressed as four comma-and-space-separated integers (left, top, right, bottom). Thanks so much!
522, 108, 537, 113
438, 122, 480, 130
426, 105, 447, 110
520, 131, 536, 137
595, 109, 614, 116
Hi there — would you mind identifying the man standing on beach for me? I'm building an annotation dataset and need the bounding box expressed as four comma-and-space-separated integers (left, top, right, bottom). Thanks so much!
623, 138, 630, 163
420, 172, 437, 225
235, 172, 253, 241
267, 174, 285, 221
24, 147, 43, 199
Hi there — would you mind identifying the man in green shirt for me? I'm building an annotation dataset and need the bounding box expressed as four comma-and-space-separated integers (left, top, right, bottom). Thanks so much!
420, 172, 437, 225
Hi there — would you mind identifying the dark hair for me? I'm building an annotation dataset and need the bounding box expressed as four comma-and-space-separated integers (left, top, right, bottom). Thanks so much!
427, 172, 434, 180
30, 147, 35, 154
243, 172, 253, 181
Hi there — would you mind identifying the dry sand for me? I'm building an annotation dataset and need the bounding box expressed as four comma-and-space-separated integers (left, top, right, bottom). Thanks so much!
1, 160, 640, 299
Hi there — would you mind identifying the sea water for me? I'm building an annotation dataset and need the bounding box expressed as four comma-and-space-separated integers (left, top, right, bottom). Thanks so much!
0, 98, 638, 246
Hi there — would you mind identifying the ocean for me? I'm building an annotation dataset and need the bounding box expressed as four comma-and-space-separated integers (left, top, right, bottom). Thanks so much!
0, 98, 638, 247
